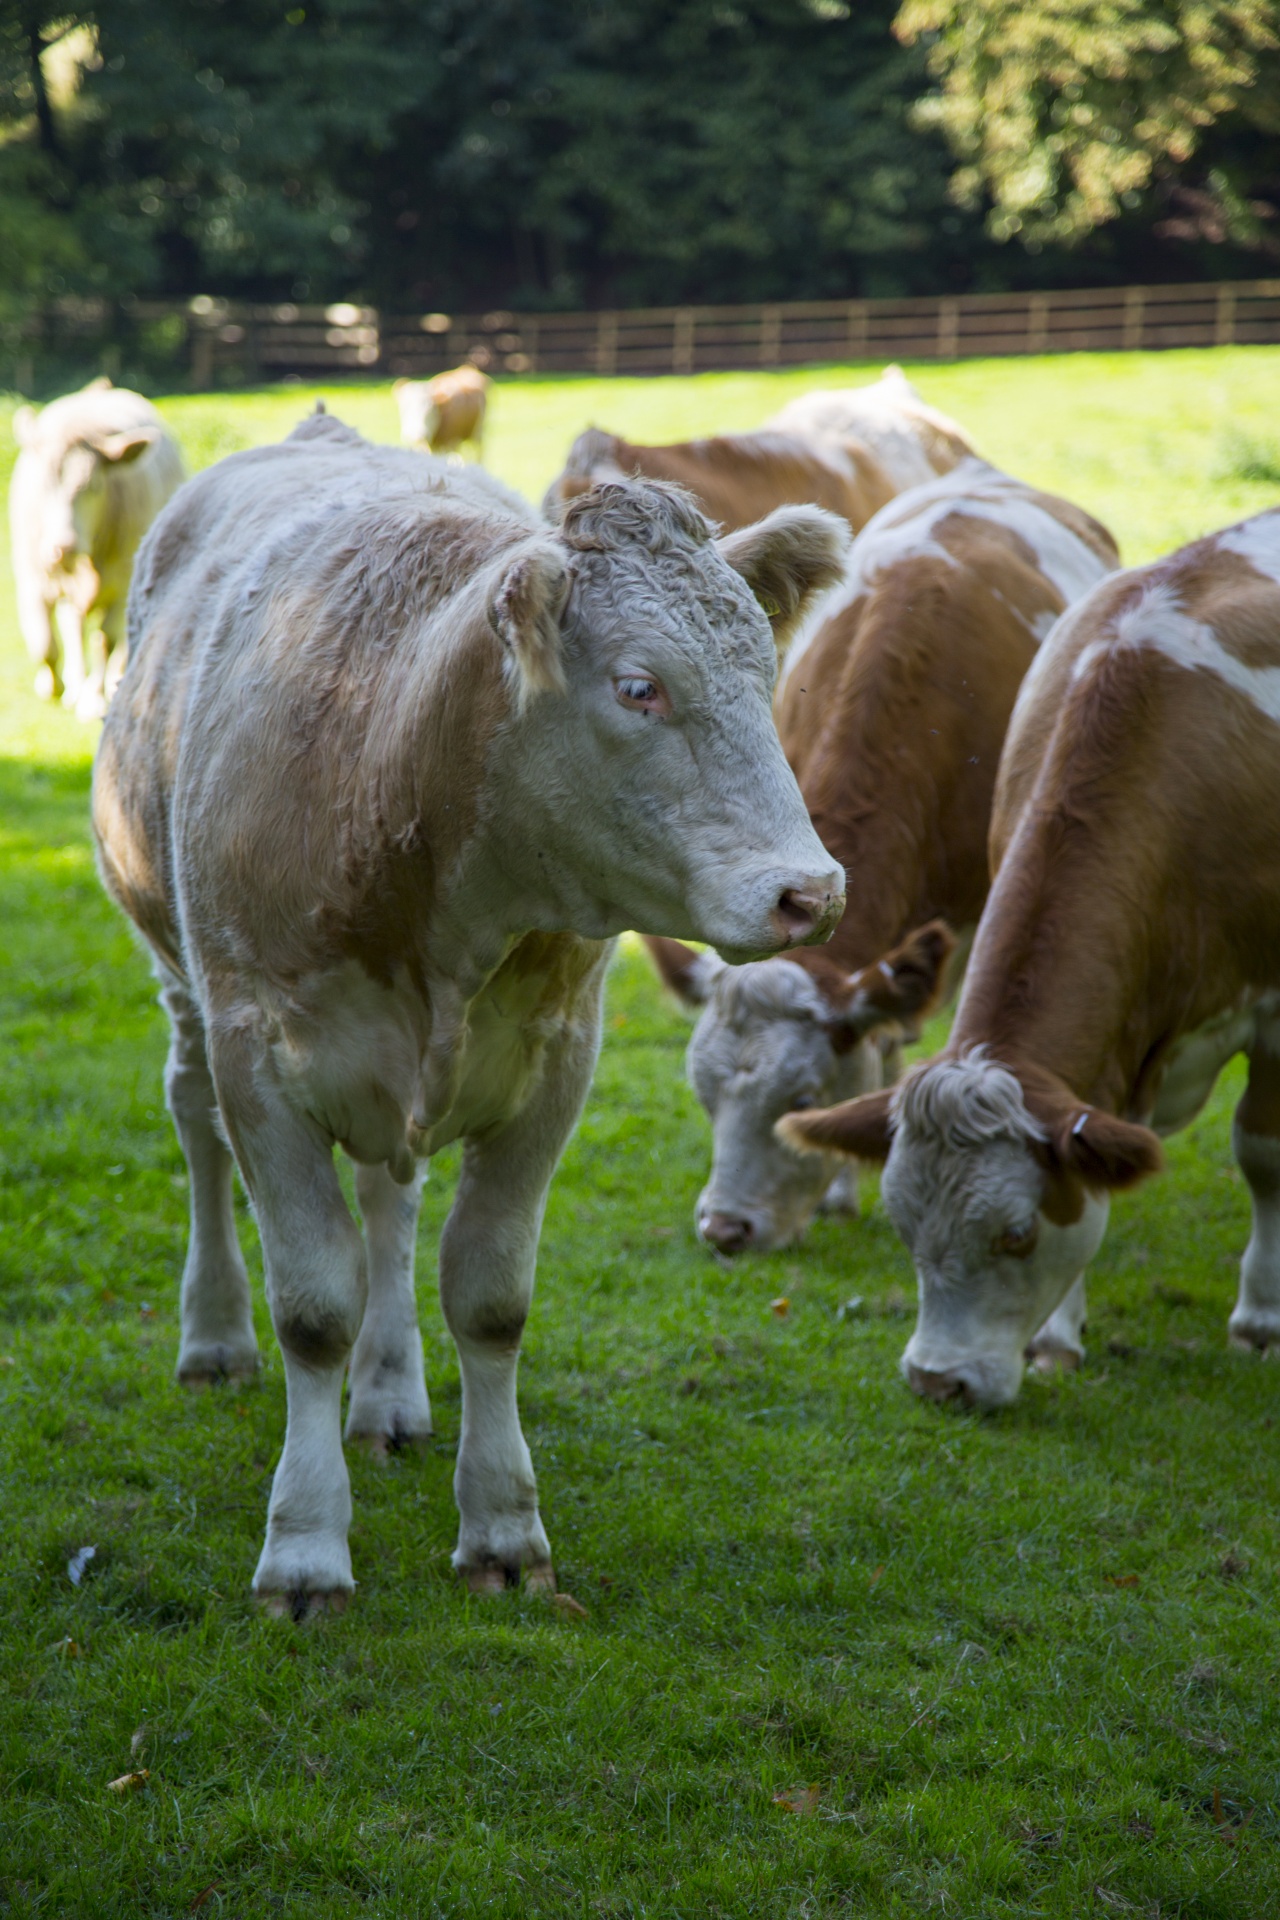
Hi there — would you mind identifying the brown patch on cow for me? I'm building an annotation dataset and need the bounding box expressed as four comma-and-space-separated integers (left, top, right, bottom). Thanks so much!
546, 426, 896, 534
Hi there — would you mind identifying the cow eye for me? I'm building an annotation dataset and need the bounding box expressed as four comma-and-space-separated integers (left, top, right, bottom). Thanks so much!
614, 675, 671, 718
993, 1222, 1039, 1259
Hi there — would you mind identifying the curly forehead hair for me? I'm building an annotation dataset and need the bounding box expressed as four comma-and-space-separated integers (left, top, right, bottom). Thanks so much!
558, 479, 714, 555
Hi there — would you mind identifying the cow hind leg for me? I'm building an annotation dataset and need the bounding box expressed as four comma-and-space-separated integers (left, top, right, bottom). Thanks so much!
211, 1025, 367, 1609
344, 1162, 432, 1451
1228, 1026, 1280, 1352
162, 976, 259, 1385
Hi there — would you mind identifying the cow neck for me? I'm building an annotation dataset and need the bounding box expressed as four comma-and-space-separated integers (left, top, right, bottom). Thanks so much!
947, 791, 1180, 1118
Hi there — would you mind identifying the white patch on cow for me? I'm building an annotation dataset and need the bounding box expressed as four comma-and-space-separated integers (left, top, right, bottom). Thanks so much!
781, 460, 1109, 691
1080, 579, 1280, 727
1217, 510, 1280, 588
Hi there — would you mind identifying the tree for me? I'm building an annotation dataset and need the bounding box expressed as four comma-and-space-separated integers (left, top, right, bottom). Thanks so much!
896, 0, 1280, 245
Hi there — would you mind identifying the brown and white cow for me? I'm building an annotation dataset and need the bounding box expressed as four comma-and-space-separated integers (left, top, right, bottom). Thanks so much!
779, 507, 1280, 1405
543, 368, 976, 533
765, 364, 974, 494
92, 407, 848, 1610
650, 459, 1118, 1254
394, 365, 490, 457
10, 377, 185, 716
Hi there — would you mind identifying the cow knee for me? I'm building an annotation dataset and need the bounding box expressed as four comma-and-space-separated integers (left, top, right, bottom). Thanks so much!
270, 1232, 368, 1369
448, 1292, 528, 1352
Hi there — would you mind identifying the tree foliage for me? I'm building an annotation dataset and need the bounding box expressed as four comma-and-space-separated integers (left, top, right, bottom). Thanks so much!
897, 0, 1280, 244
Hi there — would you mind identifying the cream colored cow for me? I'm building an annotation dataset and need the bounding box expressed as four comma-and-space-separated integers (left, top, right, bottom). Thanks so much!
9, 377, 184, 717
93, 407, 849, 1612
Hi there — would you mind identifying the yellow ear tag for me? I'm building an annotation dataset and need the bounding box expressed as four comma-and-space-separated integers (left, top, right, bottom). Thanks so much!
760, 594, 782, 619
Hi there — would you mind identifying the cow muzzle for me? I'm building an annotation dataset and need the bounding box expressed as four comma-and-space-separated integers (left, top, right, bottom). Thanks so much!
901, 1344, 1024, 1410
770, 879, 845, 949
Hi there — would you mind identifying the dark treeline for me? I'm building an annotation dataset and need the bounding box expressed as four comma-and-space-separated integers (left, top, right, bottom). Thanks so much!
4, 0, 1279, 319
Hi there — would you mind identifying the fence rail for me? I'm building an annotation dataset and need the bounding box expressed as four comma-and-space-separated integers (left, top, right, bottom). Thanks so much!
12, 279, 1280, 391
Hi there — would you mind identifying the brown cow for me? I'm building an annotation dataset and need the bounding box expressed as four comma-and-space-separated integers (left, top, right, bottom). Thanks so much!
779, 506, 1280, 1405
395, 365, 490, 457
544, 367, 976, 533
649, 458, 1118, 1253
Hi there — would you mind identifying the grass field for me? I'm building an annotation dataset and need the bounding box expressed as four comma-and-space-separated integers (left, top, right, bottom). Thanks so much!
2, 351, 1279, 1917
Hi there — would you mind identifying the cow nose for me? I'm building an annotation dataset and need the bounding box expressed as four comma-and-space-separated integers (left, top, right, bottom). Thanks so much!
771, 880, 844, 947
905, 1363, 972, 1406
700, 1211, 755, 1255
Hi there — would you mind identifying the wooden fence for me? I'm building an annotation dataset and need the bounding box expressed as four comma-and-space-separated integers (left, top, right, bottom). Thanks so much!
15, 279, 1280, 390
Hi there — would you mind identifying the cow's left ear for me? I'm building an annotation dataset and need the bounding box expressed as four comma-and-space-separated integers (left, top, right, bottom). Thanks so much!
93, 428, 160, 466
776, 1084, 895, 1162
490, 543, 570, 707
825, 920, 956, 1051
716, 505, 850, 653
1033, 1102, 1164, 1194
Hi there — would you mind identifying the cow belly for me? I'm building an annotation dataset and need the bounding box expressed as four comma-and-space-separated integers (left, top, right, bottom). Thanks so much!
1150, 1003, 1260, 1136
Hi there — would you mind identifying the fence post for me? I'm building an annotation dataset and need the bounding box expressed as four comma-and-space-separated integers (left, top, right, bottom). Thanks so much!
596, 310, 618, 377
672, 309, 695, 376
936, 297, 959, 359
759, 304, 781, 367
524, 314, 540, 373
1027, 292, 1049, 354
846, 301, 868, 360
190, 322, 214, 390
1216, 284, 1237, 347
1123, 286, 1145, 350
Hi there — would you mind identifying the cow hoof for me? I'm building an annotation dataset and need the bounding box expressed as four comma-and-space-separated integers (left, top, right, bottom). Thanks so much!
258, 1588, 351, 1622
461, 1560, 556, 1597
1027, 1344, 1082, 1376
73, 687, 108, 723
346, 1419, 433, 1457
33, 665, 61, 702
177, 1342, 261, 1388
1228, 1314, 1280, 1353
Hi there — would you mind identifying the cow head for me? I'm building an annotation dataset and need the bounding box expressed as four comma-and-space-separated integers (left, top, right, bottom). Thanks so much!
495, 481, 849, 962
650, 922, 953, 1252
778, 1047, 1162, 1405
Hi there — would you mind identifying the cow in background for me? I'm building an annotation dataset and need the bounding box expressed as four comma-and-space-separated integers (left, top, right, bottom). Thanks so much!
10, 378, 185, 718
543, 367, 975, 533
779, 508, 1280, 1403
394, 366, 490, 458
93, 408, 848, 1611
650, 459, 1117, 1256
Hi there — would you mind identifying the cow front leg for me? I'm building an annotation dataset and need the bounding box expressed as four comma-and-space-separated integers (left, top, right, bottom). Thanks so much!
345, 1162, 432, 1450
161, 976, 259, 1384
17, 581, 60, 700
1026, 1275, 1088, 1373
53, 599, 87, 712
211, 1027, 367, 1610
440, 1000, 603, 1594
1229, 1028, 1280, 1351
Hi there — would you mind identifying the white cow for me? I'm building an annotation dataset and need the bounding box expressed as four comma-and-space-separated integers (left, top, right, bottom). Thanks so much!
9, 377, 185, 717
92, 408, 848, 1612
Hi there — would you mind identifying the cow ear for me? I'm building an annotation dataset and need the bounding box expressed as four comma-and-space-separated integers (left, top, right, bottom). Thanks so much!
13, 404, 37, 448
94, 428, 159, 465
1039, 1106, 1164, 1193
393, 378, 408, 393
828, 920, 955, 1046
716, 504, 850, 653
776, 1084, 895, 1162
643, 936, 725, 1007
489, 544, 569, 708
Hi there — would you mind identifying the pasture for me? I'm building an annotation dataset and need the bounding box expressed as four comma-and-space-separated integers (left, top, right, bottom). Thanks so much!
2, 350, 1279, 1917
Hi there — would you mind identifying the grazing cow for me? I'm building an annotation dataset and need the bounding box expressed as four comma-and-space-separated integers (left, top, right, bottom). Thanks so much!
9, 377, 185, 717
92, 408, 848, 1610
544, 424, 897, 535
766, 364, 975, 493
779, 507, 1280, 1405
650, 459, 1118, 1254
544, 367, 976, 533
394, 366, 490, 457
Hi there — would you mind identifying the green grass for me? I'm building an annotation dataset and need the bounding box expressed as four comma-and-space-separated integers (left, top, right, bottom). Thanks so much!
2, 351, 1279, 1917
